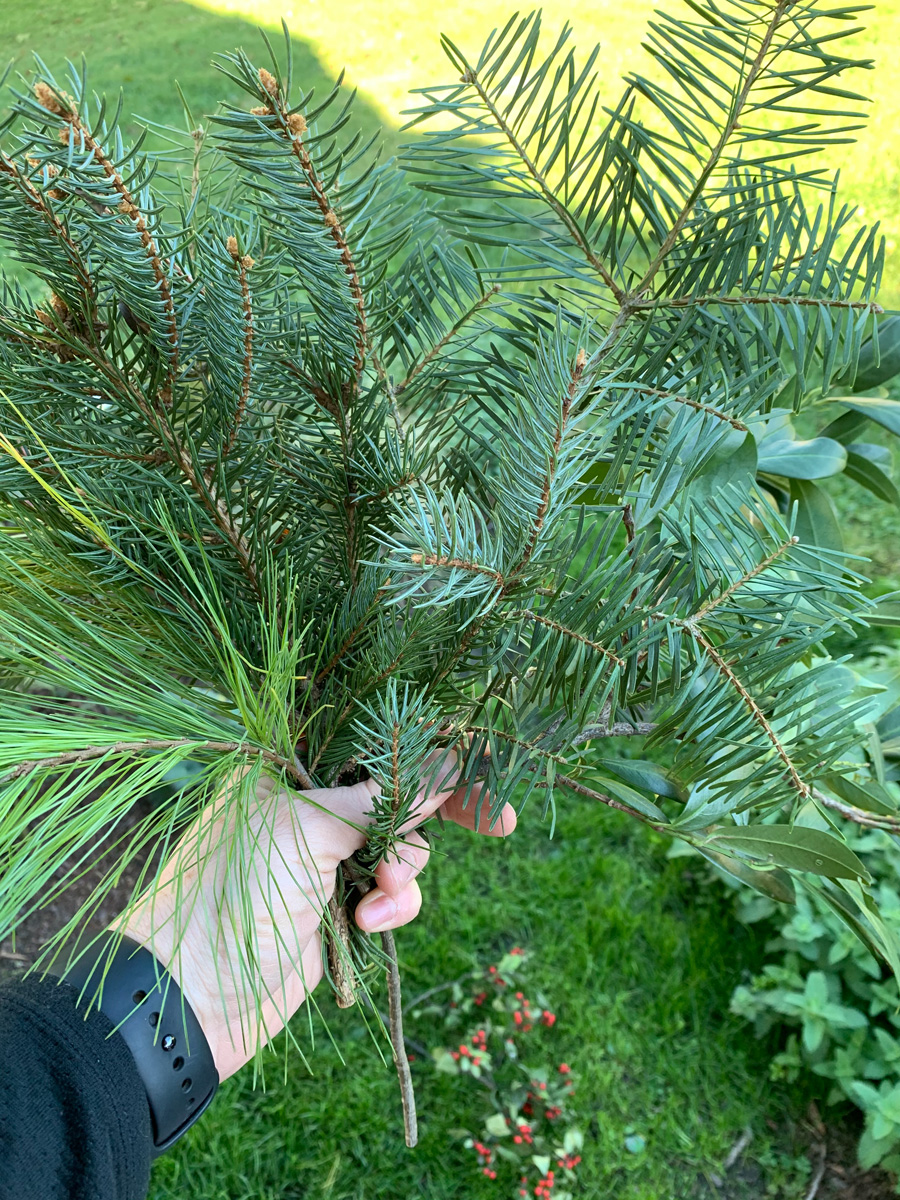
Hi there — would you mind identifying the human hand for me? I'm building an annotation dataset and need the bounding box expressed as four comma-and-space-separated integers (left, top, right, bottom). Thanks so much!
115, 756, 516, 1080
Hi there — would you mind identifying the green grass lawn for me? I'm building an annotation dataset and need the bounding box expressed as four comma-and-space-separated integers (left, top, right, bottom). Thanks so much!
149, 800, 812, 1200
3, 0, 900, 301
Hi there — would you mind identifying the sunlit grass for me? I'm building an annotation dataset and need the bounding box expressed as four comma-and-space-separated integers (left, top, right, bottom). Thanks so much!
3, 0, 899, 300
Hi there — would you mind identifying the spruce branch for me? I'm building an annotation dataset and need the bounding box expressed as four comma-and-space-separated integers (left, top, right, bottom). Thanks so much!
35, 84, 180, 393
0, 151, 97, 333
260, 77, 369, 381
223, 236, 254, 454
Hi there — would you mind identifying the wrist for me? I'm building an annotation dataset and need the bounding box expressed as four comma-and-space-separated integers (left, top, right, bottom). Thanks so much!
114, 900, 226, 1078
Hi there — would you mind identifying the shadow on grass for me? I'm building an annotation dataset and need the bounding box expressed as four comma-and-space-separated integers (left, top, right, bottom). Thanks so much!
2, 0, 399, 162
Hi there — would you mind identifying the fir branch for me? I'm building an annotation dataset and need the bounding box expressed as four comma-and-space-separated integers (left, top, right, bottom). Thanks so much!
633, 385, 748, 432
393, 284, 502, 395
692, 536, 799, 622
459, 68, 626, 304
681, 621, 809, 798
510, 348, 585, 578
632, 0, 793, 298
631, 293, 883, 313
512, 609, 625, 668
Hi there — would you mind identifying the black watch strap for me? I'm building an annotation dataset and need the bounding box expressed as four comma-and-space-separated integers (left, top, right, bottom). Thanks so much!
58, 933, 219, 1157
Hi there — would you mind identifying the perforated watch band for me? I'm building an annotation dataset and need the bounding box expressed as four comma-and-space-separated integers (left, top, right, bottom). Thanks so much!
58, 933, 219, 1157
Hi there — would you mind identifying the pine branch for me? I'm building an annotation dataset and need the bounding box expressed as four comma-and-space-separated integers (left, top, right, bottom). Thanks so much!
3, 738, 307, 786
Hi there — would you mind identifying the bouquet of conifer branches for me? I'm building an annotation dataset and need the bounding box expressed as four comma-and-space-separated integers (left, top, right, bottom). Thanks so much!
1, 1, 897, 1141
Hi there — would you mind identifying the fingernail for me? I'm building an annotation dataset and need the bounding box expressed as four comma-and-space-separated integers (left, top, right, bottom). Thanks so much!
387, 856, 414, 891
361, 893, 397, 932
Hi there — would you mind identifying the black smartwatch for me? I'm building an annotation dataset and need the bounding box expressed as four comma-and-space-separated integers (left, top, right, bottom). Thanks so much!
59, 933, 219, 1156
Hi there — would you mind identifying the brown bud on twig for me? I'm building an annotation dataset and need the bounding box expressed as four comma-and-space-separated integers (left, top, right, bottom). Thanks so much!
287, 111, 307, 138
226, 236, 239, 259
250, 105, 272, 116
34, 81, 70, 117
258, 68, 279, 98
323, 211, 339, 228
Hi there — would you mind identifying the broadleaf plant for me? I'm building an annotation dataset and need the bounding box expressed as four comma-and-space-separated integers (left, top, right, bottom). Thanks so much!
0, 0, 897, 1141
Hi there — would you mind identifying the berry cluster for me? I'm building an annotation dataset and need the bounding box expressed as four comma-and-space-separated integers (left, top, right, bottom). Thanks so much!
416, 948, 584, 1198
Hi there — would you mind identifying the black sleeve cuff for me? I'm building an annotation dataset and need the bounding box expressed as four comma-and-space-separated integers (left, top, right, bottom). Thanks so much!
0, 973, 152, 1200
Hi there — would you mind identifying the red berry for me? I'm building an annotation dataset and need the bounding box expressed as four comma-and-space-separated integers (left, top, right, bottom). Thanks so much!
558, 1063, 570, 1074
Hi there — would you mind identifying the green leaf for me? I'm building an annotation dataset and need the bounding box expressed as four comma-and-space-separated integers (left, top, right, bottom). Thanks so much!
819, 772, 899, 816
839, 397, 900, 439
789, 479, 844, 553
845, 449, 900, 506
757, 436, 847, 480
591, 757, 685, 801
853, 315, 900, 392
484, 1113, 510, 1137
709, 825, 871, 882
697, 846, 797, 904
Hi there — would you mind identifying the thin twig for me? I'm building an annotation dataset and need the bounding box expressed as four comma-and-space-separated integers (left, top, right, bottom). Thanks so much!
804, 1142, 827, 1200
693, 537, 798, 622
812, 788, 900, 833
683, 623, 808, 798
382, 927, 418, 1147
